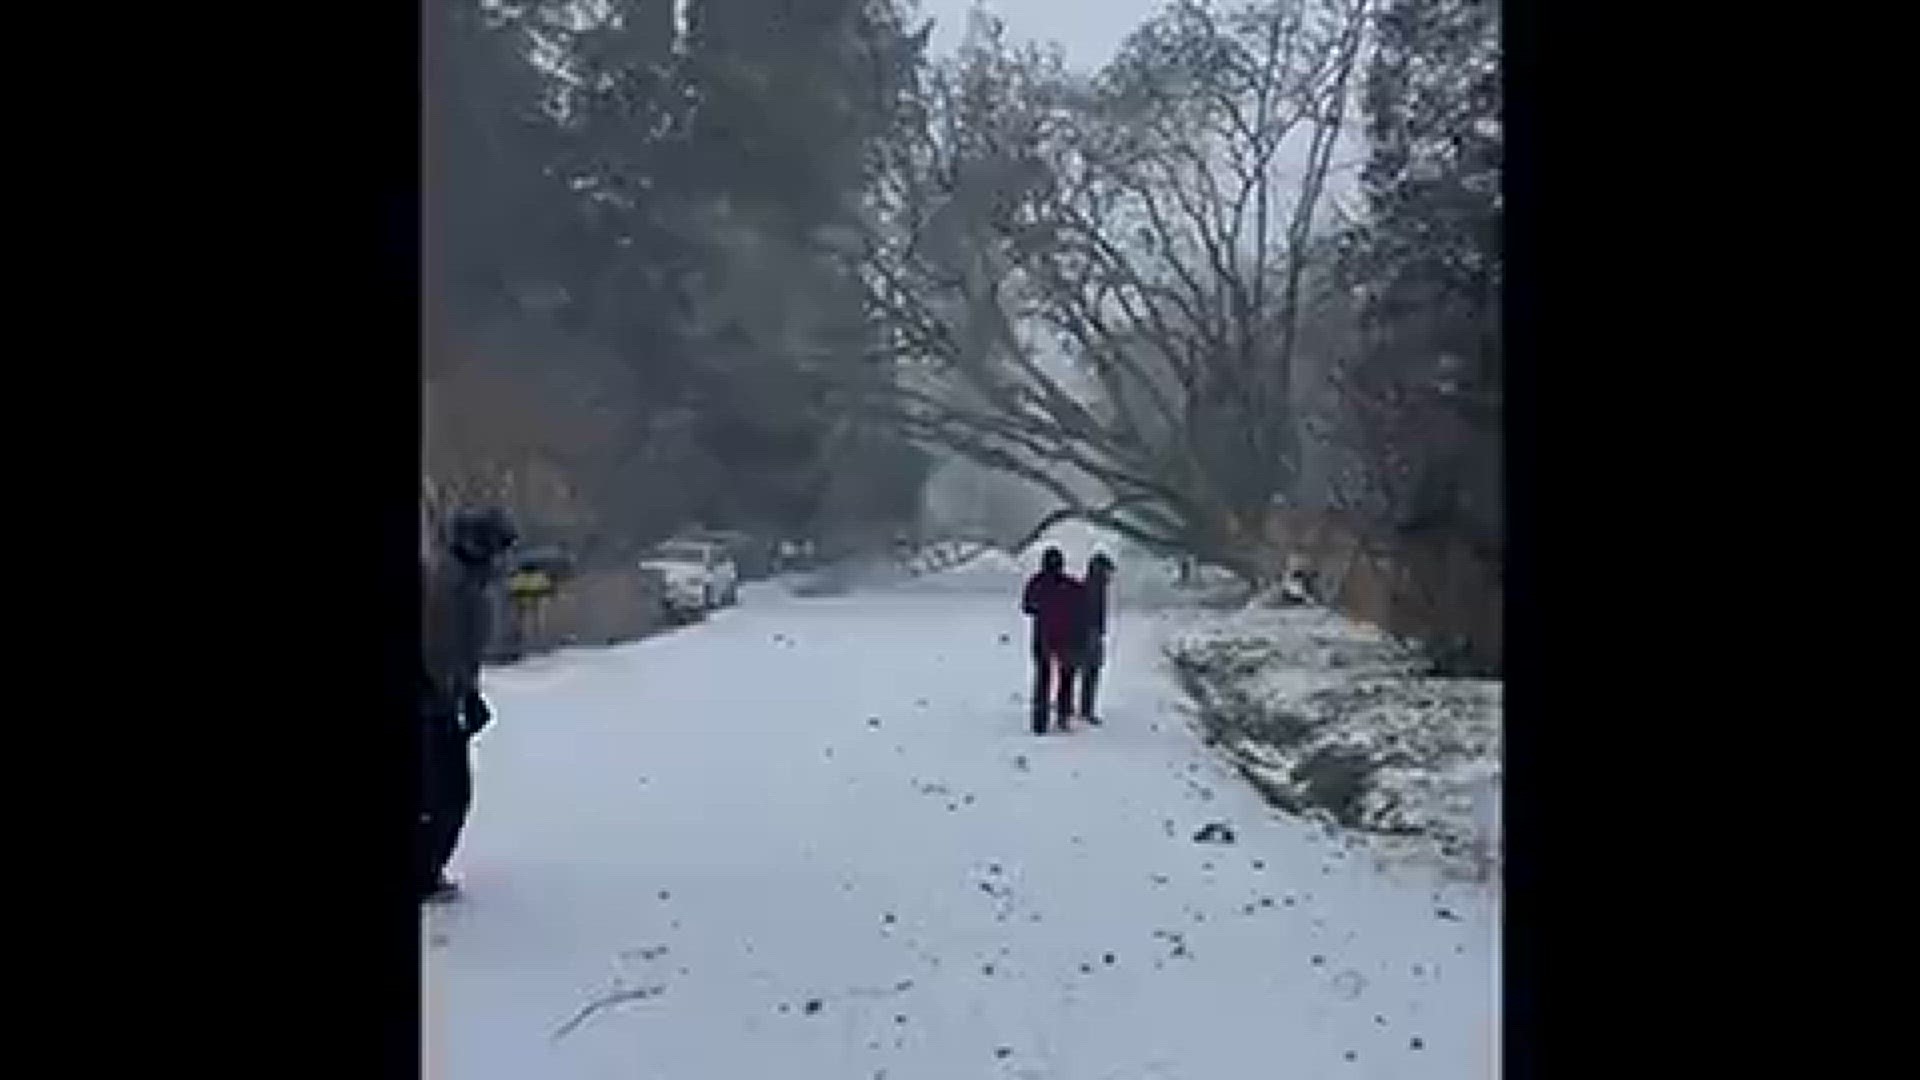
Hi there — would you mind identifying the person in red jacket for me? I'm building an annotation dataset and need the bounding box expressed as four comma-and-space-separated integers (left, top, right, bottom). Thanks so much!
1020, 546, 1084, 734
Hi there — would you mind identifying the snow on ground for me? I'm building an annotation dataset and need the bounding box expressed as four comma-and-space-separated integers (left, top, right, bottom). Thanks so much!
1165, 604, 1503, 882
425, 582, 1499, 1079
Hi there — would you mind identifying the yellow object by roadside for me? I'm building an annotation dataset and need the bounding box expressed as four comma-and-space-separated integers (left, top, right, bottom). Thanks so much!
507, 569, 554, 597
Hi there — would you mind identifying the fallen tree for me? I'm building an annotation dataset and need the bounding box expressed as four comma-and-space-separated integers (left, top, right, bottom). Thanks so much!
827, 0, 1374, 584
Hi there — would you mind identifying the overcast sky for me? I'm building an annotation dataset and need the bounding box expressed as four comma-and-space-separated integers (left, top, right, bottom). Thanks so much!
914, 0, 1367, 214
915, 0, 1172, 71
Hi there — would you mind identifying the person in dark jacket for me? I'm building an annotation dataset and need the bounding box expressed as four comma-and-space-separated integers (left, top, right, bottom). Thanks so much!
420, 506, 517, 901
1020, 546, 1084, 735
1074, 552, 1115, 726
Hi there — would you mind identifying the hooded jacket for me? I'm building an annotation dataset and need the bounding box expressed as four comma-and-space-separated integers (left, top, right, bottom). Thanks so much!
1020, 567, 1084, 651
1080, 563, 1112, 645
422, 550, 496, 737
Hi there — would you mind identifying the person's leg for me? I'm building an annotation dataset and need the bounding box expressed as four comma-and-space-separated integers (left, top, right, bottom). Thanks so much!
1053, 647, 1077, 727
419, 724, 448, 892
422, 733, 474, 889
442, 739, 474, 874
1031, 643, 1052, 734
1081, 654, 1103, 722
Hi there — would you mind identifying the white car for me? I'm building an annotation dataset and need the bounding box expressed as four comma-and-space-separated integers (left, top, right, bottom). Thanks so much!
640, 539, 740, 616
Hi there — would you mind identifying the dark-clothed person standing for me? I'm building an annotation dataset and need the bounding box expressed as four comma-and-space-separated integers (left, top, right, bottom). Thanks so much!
1075, 553, 1115, 726
420, 507, 516, 902
1020, 546, 1084, 735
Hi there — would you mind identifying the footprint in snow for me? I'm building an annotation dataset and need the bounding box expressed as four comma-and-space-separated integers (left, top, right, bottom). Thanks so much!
1331, 970, 1367, 999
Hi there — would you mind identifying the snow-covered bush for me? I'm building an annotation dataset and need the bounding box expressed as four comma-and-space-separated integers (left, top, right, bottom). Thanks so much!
1166, 604, 1502, 880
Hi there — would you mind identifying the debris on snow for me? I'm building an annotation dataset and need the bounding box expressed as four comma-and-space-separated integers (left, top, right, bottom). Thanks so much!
1331, 969, 1367, 999
1193, 821, 1236, 844
550, 984, 666, 1042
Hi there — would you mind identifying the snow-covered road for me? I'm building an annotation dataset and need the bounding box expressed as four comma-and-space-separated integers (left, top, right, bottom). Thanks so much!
424, 584, 1499, 1079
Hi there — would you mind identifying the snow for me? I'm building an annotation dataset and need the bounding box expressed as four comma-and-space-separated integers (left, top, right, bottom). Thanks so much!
426, 583, 1498, 1078
1166, 605, 1503, 881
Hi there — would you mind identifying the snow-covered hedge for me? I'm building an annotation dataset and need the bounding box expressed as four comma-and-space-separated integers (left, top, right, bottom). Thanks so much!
1166, 605, 1502, 881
